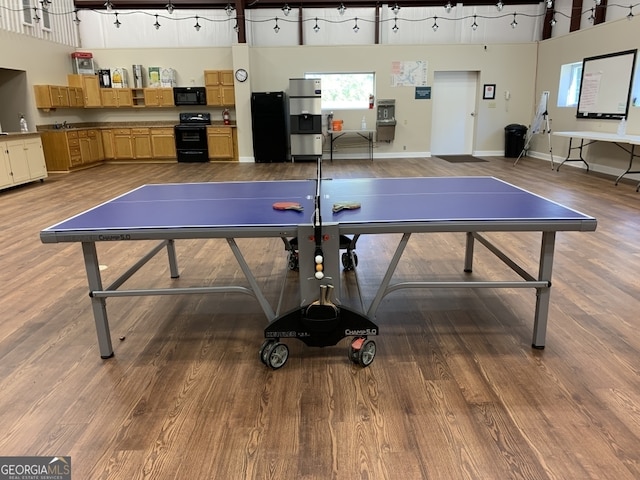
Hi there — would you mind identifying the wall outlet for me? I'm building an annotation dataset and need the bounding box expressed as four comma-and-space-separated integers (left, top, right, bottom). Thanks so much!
403, 145, 406, 150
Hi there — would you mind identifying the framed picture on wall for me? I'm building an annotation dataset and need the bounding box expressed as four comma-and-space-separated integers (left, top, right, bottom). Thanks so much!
483, 84, 496, 100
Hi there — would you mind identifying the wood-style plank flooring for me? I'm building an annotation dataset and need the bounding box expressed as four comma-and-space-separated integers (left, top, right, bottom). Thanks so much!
1, 155, 639, 479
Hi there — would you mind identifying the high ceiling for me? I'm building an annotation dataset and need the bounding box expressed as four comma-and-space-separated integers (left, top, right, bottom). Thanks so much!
73, 0, 545, 10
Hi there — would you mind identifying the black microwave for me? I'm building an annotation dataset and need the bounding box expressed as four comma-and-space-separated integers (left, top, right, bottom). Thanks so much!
173, 87, 207, 106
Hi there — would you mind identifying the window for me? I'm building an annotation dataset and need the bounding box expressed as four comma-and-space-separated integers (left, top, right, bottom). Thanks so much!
22, 0, 33, 25
42, 2, 51, 30
304, 72, 375, 110
557, 62, 582, 108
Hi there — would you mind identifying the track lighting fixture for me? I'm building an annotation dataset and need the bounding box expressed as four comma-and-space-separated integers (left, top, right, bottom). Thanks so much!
391, 3, 401, 15
546, 0, 553, 8
282, 4, 291, 16
225, 3, 235, 16
496, 1, 504, 12
444, 2, 453, 13
338, 3, 347, 15
104, 0, 114, 12
165, 1, 174, 14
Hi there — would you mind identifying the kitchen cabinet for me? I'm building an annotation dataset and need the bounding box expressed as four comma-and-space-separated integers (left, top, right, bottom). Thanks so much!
205, 70, 235, 107
207, 126, 234, 160
33, 85, 70, 109
150, 128, 176, 158
78, 129, 104, 165
113, 129, 134, 159
68, 87, 84, 107
100, 88, 133, 108
40, 129, 103, 171
144, 88, 174, 107
132, 128, 152, 159
68, 74, 102, 107
0, 135, 48, 190
102, 130, 114, 160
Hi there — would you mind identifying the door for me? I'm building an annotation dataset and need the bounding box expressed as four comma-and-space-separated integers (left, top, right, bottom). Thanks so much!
430, 71, 478, 156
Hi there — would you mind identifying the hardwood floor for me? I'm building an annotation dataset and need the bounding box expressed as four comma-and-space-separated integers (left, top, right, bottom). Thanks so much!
1, 156, 639, 479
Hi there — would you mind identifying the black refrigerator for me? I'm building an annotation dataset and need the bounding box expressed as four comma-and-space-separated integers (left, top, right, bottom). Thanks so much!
251, 91, 290, 163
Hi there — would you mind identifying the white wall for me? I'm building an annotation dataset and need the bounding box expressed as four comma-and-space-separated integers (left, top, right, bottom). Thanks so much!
532, 14, 640, 179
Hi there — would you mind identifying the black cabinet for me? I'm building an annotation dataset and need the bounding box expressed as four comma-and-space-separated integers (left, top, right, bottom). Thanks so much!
251, 92, 290, 163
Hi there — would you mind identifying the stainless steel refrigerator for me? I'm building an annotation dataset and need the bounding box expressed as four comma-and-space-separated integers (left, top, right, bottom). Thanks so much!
289, 78, 323, 162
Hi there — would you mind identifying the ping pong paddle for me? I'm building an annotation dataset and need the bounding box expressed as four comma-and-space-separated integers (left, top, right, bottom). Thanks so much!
332, 202, 361, 213
273, 201, 304, 212
304, 285, 339, 324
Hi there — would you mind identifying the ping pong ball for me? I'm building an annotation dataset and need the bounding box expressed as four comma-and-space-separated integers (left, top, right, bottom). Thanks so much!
315, 255, 323, 264
316, 264, 323, 272
315, 271, 324, 280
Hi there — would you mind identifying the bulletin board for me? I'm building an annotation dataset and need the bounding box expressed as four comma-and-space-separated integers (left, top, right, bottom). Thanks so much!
576, 49, 637, 120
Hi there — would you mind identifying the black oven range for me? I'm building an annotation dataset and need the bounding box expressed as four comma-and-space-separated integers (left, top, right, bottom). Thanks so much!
174, 112, 211, 163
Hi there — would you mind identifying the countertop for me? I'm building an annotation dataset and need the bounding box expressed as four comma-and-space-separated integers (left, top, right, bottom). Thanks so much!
36, 121, 237, 132
0, 132, 43, 140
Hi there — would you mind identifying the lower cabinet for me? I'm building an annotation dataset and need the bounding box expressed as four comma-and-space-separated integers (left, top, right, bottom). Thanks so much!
0, 136, 48, 190
150, 128, 176, 158
40, 129, 102, 171
207, 126, 235, 160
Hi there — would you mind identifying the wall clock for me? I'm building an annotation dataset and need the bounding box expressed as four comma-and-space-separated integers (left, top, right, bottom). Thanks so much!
235, 68, 248, 82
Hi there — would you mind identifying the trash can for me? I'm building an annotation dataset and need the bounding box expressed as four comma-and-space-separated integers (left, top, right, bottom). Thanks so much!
504, 124, 527, 158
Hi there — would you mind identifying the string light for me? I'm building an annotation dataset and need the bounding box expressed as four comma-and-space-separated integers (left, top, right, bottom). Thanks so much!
1, 2, 635, 35
497, 1, 504, 12
595, 0, 602, 5
546, 0, 553, 8
165, 1, 174, 14
338, 3, 347, 15
391, 3, 401, 15
444, 2, 453, 13
282, 4, 291, 16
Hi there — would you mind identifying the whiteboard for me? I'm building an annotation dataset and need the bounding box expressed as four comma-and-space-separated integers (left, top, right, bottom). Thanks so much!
531, 91, 549, 134
577, 49, 637, 120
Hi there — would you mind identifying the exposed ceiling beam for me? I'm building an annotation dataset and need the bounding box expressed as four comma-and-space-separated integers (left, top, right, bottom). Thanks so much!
74, 0, 544, 10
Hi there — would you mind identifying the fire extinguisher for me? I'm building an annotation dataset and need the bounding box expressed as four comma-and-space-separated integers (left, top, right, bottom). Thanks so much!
369, 94, 374, 109
222, 108, 230, 125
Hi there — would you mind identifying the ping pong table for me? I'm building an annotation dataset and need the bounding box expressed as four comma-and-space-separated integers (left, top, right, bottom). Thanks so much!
40, 175, 597, 369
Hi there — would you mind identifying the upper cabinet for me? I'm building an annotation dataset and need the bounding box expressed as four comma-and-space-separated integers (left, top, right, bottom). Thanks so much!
34, 85, 71, 110
68, 74, 102, 107
205, 70, 235, 107
143, 88, 175, 107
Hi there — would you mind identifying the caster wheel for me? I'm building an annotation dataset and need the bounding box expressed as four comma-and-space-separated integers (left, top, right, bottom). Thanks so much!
341, 251, 358, 271
288, 251, 299, 271
259, 339, 276, 365
349, 337, 376, 367
267, 342, 289, 370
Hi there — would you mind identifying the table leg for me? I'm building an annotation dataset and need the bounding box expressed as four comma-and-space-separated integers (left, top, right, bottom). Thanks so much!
532, 231, 555, 349
614, 145, 639, 186
81, 242, 114, 359
464, 232, 474, 272
557, 138, 590, 172
330, 133, 334, 162
166, 239, 180, 278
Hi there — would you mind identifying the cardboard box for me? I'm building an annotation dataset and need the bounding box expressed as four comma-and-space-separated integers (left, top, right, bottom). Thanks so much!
148, 67, 161, 87
110, 67, 129, 88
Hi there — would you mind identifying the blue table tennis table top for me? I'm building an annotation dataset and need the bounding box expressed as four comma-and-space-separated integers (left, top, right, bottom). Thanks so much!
40, 177, 597, 243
